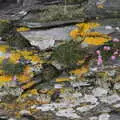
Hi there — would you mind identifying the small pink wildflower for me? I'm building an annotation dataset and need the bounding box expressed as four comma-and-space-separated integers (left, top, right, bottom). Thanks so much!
97, 55, 103, 66
104, 46, 110, 51
5, 53, 10, 59
13, 75, 17, 81
111, 56, 116, 60
96, 50, 101, 55
113, 38, 120, 42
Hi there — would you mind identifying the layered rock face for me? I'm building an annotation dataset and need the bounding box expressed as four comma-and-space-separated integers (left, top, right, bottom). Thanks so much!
85, 0, 120, 19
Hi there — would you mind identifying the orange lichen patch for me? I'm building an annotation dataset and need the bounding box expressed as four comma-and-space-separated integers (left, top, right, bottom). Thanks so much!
0, 75, 12, 83
47, 89, 55, 95
10, 53, 21, 63
23, 66, 33, 77
84, 37, 110, 45
24, 65, 31, 72
70, 23, 100, 39
19, 50, 33, 56
70, 29, 80, 39
70, 66, 88, 76
77, 60, 85, 65
79, 32, 107, 37
76, 23, 100, 31
29, 89, 39, 95
30, 55, 43, 63
56, 77, 70, 82
0, 45, 9, 53
16, 27, 30, 32
97, 4, 104, 8
17, 74, 31, 83
20, 50, 43, 64
70, 22, 111, 45
21, 81, 35, 90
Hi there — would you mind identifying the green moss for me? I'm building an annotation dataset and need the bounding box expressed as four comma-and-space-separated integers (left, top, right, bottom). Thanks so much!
1, 59, 25, 75
51, 40, 87, 67
0, 20, 12, 36
24, 5, 84, 23
0, 20, 31, 49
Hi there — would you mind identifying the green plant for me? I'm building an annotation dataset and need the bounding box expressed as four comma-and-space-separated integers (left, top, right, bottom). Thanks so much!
52, 40, 87, 67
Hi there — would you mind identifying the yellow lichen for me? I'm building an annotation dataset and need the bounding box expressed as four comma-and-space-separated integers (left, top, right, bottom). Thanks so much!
70, 29, 80, 39
0, 45, 9, 53
84, 37, 110, 45
56, 77, 70, 82
70, 22, 100, 39
0, 45, 44, 86
70, 22, 111, 45
70, 66, 88, 76
29, 89, 38, 95
16, 27, 30, 32
77, 60, 85, 65
76, 22, 100, 32
17, 74, 31, 83
21, 81, 35, 90
0, 75, 12, 83
10, 53, 21, 63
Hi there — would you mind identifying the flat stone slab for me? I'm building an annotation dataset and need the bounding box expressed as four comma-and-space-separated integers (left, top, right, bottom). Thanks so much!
20, 25, 75, 50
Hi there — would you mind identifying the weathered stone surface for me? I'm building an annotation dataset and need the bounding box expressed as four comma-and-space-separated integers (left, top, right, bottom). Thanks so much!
20, 26, 75, 50
85, 0, 120, 19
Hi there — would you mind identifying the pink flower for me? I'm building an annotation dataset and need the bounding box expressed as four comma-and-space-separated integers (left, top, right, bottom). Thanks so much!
97, 55, 103, 66
113, 38, 120, 42
13, 75, 17, 81
5, 53, 10, 59
96, 50, 101, 55
111, 56, 116, 60
104, 46, 111, 51
114, 51, 118, 55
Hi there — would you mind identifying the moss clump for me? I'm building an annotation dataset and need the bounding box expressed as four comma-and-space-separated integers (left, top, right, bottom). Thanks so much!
0, 20, 31, 49
1, 60, 25, 75
52, 40, 87, 67
0, 20, 12, 36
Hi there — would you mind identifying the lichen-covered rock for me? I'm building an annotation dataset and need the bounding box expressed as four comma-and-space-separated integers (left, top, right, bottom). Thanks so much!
0, 81, 23, 102
85, 0, 120, 20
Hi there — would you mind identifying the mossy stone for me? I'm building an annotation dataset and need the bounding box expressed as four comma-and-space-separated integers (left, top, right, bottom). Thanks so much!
0, 20, 31, 49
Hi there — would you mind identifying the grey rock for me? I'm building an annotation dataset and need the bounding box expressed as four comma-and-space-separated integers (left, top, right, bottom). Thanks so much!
0, 81, 23, 102
91, 26, 115, 35
98, 113, 110, 120
100, 94, 120, 104
114, 83, 120, 90
85, 0, 120, 19
92, 87, 108, 97
20, 25, 74, 50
